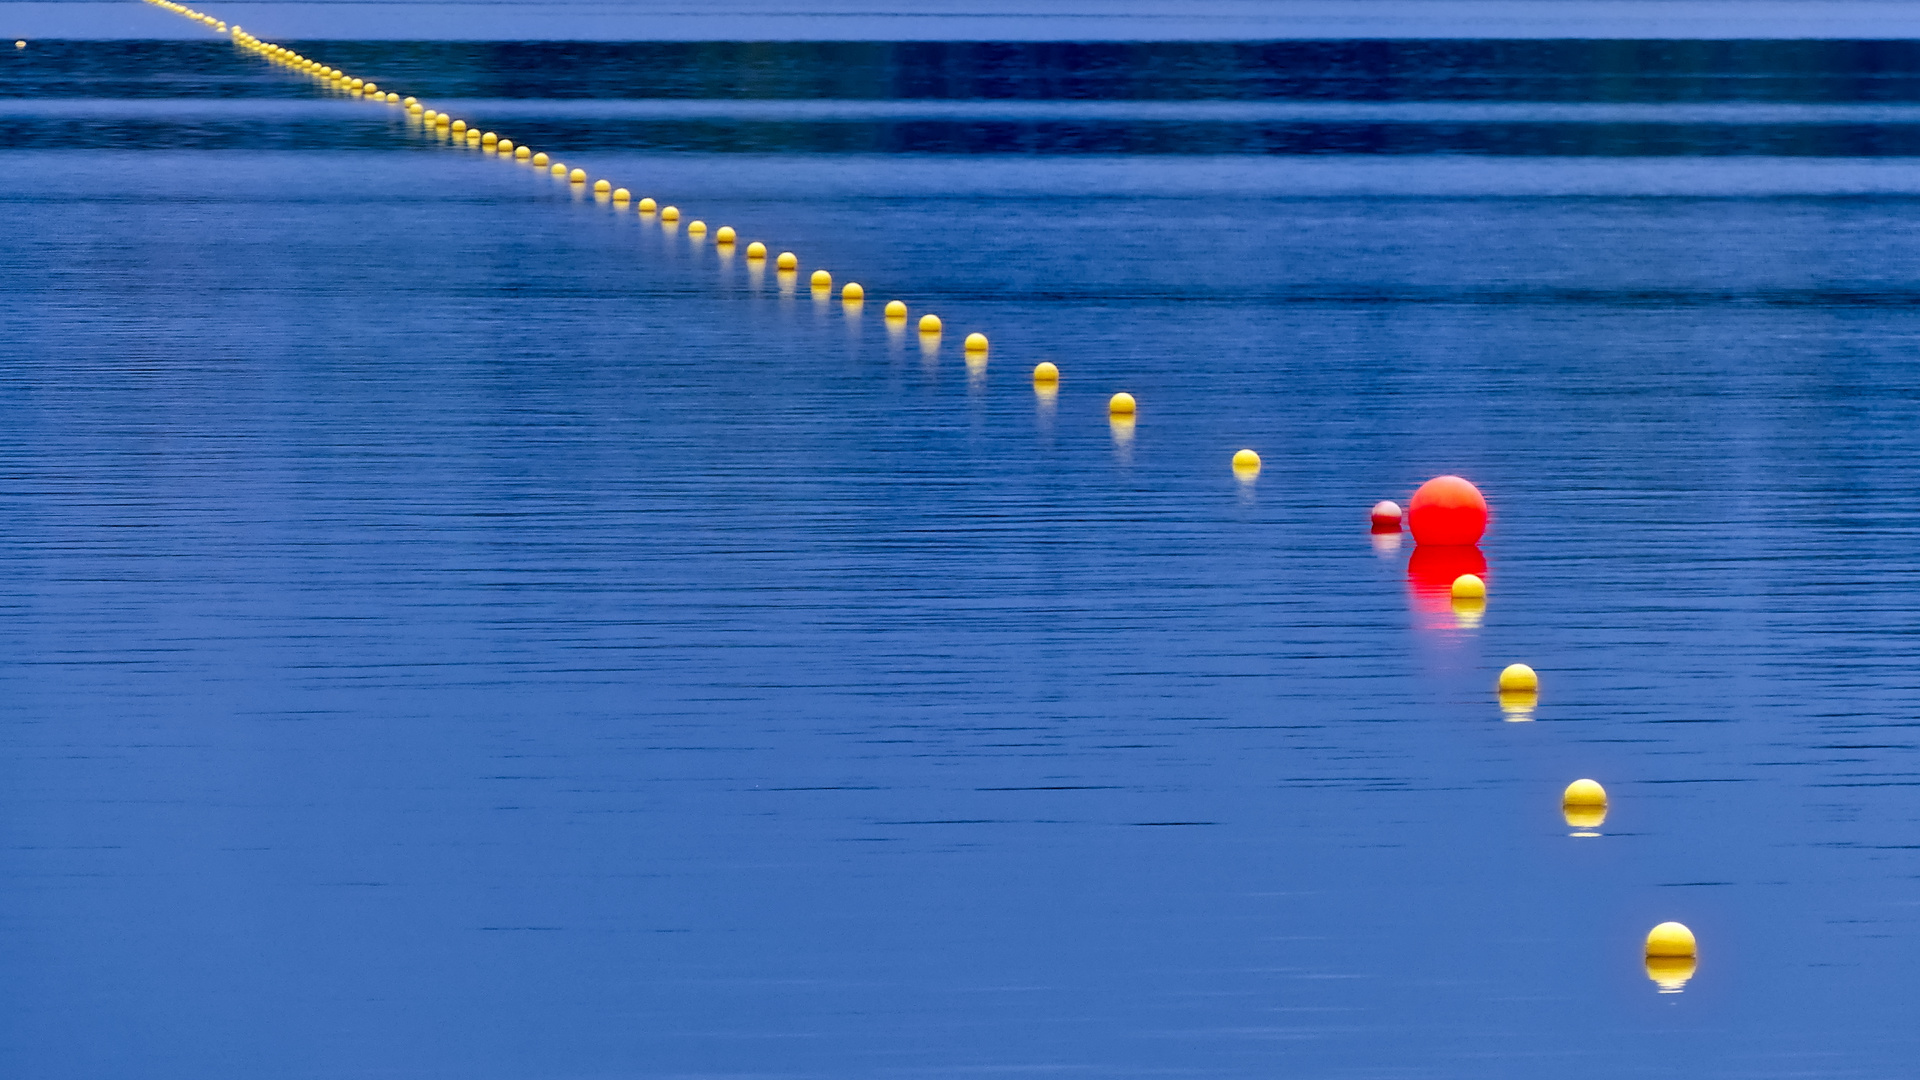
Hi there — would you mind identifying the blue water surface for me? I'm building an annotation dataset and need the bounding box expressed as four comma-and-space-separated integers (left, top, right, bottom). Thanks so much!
2, 35, 1920, 1080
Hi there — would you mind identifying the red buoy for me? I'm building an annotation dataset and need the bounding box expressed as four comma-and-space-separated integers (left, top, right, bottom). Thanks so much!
1408, 475, 1488, 546
1370, 500, 1403, 532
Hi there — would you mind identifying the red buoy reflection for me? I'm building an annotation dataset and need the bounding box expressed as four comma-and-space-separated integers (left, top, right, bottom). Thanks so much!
1407, 544, 1487, 618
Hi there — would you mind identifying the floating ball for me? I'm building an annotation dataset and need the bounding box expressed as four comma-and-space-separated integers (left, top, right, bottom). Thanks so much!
550, 163, 567, 176
964, 332, 988, 352
1563, 778, 1608, 827
531, 152, 549, 166
688, 220, 707, 234
1498, 663, 1538, 693
660, 206, 679, 221
1563, 778, 1606, 807
776, 251, 798, 270
884, 300, 907, 319
842, 282, 864, 301
1408, 475, 1489, 546
637, 197, 656, 212
386, 92, 400, 103
449, 119, 465, 132
1233, 449, 1260, 474
497, 138, 513, 153
1370, 500, 1402, 531
715, 226, 736, 244
1645, 922, 1696, 958
569, 168, 587, 183
1032, 361, 1059, 383
514, 146, 530, 159
403, 96, 417, 106
1109, 392, 1136, 416
919, 314, 942, 334
612, 188, 629, 202
746, 241, 766, 259
592, 178, 610, 193
1450, 573, 1486, 600
482, 131, 498, 145
811, 269, 832, 288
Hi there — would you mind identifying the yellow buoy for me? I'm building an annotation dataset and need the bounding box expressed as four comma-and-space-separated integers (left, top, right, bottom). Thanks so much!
592, 178, 610, 193
776, 251, 798, 270
612, 187, 630, 202
450, 119, 465, 132
842, 282, 864, 302
514, 146, 530, 159
386, 92, 400, 102
688, 220, 708, 234
569, 168, 587, 183
660, 206, 680, 221
466, 129, 481, 143
1109, 392, 1137, 416
434, 114, 451, 128
1645, 922, 1696, 958
497, 139, 513, 153
811, 269, 832, 289
349, 78, 363, 89
919, 314, 942, 334
482, 131, 498, 145
363, 82, 377, 94
884, 300, 907, 319
746, 241, 767, 259
715, 226, 736, 244
637, 197, 656, 212
1498, 663, 1538, 693
404, 96, 417, 106
1033, 361, 1059, 383
1562, 778, 1608, 829
550, 163, 567, 176
531, 152, 549, 166
1451, 573, 1486, 600
1232, 448, 1261, 474
964, 332, 988, 352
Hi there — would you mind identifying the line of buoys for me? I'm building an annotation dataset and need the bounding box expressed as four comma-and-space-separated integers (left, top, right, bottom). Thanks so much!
192, 1, 1708, 998
1380, 474, 1693, 988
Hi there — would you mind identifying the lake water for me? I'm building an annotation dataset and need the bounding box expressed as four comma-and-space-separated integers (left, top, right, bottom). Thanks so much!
4, 34, 1920, 1080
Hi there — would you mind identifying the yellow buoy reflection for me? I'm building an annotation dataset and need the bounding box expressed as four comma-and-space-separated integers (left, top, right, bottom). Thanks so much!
1451, 594, 1485, 628
1498, 688, 1537, 721
1645, 955, 1696, 993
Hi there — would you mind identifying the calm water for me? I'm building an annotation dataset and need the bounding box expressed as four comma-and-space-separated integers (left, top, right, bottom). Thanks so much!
4, 37, 1920, 1080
